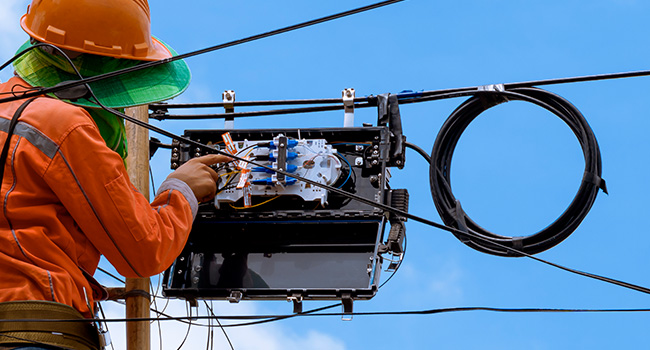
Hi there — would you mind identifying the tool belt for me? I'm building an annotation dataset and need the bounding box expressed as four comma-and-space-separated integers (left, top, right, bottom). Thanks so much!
0, 301, 100, 350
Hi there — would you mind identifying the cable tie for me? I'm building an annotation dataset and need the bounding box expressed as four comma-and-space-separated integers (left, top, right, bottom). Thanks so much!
450, 200, 470, 242
508, 237, 524, 256
582, 171, 609, 195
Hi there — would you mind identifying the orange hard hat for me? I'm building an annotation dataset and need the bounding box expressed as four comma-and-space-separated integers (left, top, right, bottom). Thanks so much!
20, 0, 170, 61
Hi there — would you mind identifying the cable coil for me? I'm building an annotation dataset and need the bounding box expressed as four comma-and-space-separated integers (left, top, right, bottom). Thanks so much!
430, 87, 606, 256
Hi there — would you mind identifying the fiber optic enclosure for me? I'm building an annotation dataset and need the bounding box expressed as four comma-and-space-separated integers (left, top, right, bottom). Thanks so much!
163, 126, 408, 310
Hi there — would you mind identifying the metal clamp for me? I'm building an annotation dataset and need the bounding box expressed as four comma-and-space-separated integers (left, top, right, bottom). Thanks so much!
223, 90, 236, 129
342, 88, 355, 127
477, 83, 505, 92
227, 290, 243, 303
341, 293, 354, 321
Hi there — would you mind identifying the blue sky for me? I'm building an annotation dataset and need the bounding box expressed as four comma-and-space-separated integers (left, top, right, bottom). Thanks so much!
2, 0, 650, 349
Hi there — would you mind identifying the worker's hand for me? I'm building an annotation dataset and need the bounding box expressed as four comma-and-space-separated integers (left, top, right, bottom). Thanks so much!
166, 154, 231, 203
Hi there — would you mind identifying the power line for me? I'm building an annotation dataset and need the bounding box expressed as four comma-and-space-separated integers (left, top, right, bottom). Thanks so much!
5, 306, 650, 325
0, 0, 404, 106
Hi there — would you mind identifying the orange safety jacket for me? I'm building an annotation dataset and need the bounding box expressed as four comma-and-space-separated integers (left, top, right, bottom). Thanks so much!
0, 77, 197, 318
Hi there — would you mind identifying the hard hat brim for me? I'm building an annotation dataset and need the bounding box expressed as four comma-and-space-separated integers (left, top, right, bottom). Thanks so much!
13, 38, 191, 109
20, 11, 171, 61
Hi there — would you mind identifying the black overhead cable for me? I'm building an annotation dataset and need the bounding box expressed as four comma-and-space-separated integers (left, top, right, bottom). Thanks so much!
149, 70, 650, 120
0, 0, 404, 106
8, 306, 650, 325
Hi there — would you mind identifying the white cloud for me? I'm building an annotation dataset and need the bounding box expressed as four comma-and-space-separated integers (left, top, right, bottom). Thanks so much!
427, 261, 464, 303
102, 298, 346, 350
398, 257, 465, 304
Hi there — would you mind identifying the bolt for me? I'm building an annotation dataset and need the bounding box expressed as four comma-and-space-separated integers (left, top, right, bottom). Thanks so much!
372, 160, 378, 165
374, 145, 379, 150
177, 269, 183, 275
195, 266, 202, 272
179, 257, 185, 261
396, 160, 402, 165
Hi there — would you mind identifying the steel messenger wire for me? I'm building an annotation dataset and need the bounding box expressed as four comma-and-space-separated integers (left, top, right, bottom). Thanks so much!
3, 306, 650, 326
149, 71, 650, 120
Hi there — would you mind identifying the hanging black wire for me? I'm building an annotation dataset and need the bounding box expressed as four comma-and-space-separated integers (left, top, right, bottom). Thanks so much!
204, 301, 235, 350
11, 306, 650, 325
97, 267, 125, 284
175, 303, 193, 350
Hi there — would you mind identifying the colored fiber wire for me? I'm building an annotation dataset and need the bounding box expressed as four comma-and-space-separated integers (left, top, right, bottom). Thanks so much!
334, 153, 352, 188
229, 196, 279, 210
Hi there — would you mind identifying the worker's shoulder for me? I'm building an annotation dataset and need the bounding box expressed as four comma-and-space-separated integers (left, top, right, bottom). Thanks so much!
0, 77, 96, 140
26, 96, 95, 136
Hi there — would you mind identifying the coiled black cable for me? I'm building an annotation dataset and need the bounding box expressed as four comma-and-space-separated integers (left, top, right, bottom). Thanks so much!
430, 87, 606, 256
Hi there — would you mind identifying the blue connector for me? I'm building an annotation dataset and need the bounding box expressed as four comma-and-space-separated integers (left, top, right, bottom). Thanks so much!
396, 89, 424, 99
269, 152, 298, 161
251, 177, 297, 186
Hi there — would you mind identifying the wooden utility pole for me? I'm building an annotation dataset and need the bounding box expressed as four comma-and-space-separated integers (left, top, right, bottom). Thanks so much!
124, 105, 151, 350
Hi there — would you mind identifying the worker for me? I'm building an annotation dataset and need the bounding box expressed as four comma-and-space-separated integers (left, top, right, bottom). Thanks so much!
0, 1, 228, 349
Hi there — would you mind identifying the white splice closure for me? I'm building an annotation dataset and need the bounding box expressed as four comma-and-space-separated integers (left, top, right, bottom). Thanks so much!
214, 134, 342, 208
